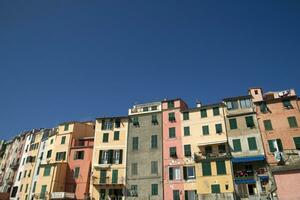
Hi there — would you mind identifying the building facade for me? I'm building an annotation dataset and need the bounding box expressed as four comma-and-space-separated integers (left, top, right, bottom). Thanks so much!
91, 117, 128, 200
126, 102, 163, 200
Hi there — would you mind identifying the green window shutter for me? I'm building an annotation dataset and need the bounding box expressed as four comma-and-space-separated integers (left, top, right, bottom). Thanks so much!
132, 116, 139, 126
168, 101, 174, 108
170, 147, 177, 157
74, 167, 80, 178
268, 140, 276, 152
216, 161, 226, 175
232, 139, 242, 152
213, 107, 220, 116
112, 170, 118, 184
260, 102, 268, 113
211, 184, 221, 193
245, 116, 255, 128
215, 124, 222, 133
169, 127, 176, 138
151, 184, 158, 196
151, 161, 158, 174
113, 131, 120, 140
169, 112, 176, 121
132, 137, 139, 150
102, 133, 109, 142
100, 170, 107, 183
43, 166, 51, 176
288, 116, 298, 128
293, 137, 300, 150
184, 145, 191, 157
248, 137, 258, 151
32, 181, 37, 193
64, 124, 69, 131
61, 136, 66, 144
263, 120, 273, 131
183, 112, 189, 120
202, 125, 209, 135
283, 99, 292, 108
202, 162, 211, 176
40, 185, 47, 198
276, 139, 283, 151
184, 127, 190, 136
229, 118, 237, 129
152, 114, 158, 124
151, 135, 157, 149
200, 109, 207, 118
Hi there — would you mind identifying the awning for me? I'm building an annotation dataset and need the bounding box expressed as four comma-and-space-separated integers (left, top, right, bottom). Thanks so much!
235, 179, 256, 184
259, 176, 269, 181
232, 155, 265, 163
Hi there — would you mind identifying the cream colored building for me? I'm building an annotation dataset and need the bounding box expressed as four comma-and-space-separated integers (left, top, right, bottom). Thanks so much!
91, 117, 128, 200
181, 103, 234, 199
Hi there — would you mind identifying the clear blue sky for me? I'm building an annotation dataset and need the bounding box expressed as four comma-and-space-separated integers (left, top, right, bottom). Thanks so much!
1, 1, 300, 140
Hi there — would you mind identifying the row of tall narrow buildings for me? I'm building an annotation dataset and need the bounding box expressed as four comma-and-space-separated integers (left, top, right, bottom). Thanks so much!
0, 87, 300, 200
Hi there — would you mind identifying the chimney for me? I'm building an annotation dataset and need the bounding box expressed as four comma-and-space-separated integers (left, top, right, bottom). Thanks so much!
196, 100, 202, 108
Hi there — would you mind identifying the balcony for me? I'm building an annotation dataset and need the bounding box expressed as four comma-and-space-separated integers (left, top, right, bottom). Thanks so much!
194, 151, 231, 162
92, 176, 125, 186
51, 192, 75, 199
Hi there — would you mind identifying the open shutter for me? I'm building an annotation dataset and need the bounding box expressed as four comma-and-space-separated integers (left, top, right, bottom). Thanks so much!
169, 168, 173, 180
108, 150, 114, 164
99, 150, 102, 164
119, 150, 123, 164
183, 167, 187, 180
276, 139, 283, 151
268, 140, 276, 152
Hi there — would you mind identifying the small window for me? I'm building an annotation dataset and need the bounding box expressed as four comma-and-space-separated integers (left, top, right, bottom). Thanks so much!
64, 124, 69, 131
202, 162, 211, 176
215, 124, 223, 133
102, 133, 109, 143
61, 136, 66, 144
168, 101, 174, 108
184, 127, 190, 136
132, 163, 138, 175
74, 151, 84, 160
169, 112, 176, 122
40, 185, 47, 198
202, 125, 209, 135
200, 109, 207, 118
184, 145, 191, 157
151, 135, 158, 149
213, 107, 220, 116
151, 161, 158, 174
169, 127, 176, 138
143, 107, 149, 112
263, 120, 273, 131
74, 167, 80, 178
245, 116, 255, 128
283, 99, 293, 109
114, 131, 120, 141
211, 184, 221, 193
229, 118, 237, 129
248, 137, 258, 151
169, 147, 177, 158
233, 139, 242, 152
216, 160, 226, 175
151, 184, 158, 196
288, 116, 298, 128
152, 114, 158, 125
183, 112, 189, 120
132, 137, 139, 150
43, 166, 51, 176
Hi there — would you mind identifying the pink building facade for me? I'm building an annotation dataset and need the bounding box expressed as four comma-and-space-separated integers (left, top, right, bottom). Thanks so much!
66, 137, 94, 200
162, 99, 188, 200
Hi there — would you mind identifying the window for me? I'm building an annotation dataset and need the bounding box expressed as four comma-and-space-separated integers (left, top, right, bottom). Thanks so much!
74, 151, 84, 160
115, 119, 121, 128
152, 114, 158, 125
18, 172, 22, 181
61, 136, 66, 144
112, 170, 118, 184
248, 137, 258, 151
169, 112, 176, 122
184, 127, 190, 136
232, 139, 242, 152
202, 162, 211, 176
151, 106, 158, 111
43, 166, 51, 176
216, 161, 226, 175
114, 131, 120, 140
205, 146, 212, 154
132, 163, 138, 175
40, 185, 47, 199
211, 184, 221, 193
218, 144, 226, 153
245, 116, 255, 128
185, 191, 197, 200
215, 124, 222, 133
100, 170, 107, 183
268, 139, 283, 152
20, 184, 23, 192
25, 184, 28, 193
151, 184, 158, 196
132, 137, 139, 150
169, 167, 181, 180
170, 147, 177, 158
102, 120, 113, 130
64, 124, 69, 131
183, 166, 195, 180
113, 150, 123, 164
202, 125, 209, 135
11, 186, 18, 198
151, 135, 158, 149
229, 118, 237, 129
74, 167, 80, 178
50, 139, 53, 144
131, 185, 138, 197
184, 145, 191, 157
288, 116, 298, 128
28, 170, 31, 177
200, 109, 207, 118
173, 190, 180, 200
46, 150, 52, 158
23, 170, 27, 178
143, 107, 149, 112
132, 117, 139, 126
293, 137, 300, 150
260, 102, 268, 113
240, 99, 251, 108
151, 161, 158, 174
169, 127, 176, 138
32, 181, 36, 193
168, 101, 174, 108
283, 99, 293, 109
183, 112, 189, 120
213, 107, 220, 116
264, 120, 273, 131
227, 100, 238, 110
102, 133, 109, 143
55, 152, 66, 161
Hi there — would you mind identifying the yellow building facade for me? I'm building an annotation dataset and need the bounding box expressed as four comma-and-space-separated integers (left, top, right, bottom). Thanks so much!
181, 103, 234, 199
91, 117, 128, 200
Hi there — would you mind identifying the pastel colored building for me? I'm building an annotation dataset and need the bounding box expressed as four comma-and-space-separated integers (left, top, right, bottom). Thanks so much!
250, 88, 300, 200
223, 95, 269, 200
162, 99, 188, 200
66, 136, 94, 200
182, 102, 234, 199
126, 102, 163, 200
91, 117, 128, 200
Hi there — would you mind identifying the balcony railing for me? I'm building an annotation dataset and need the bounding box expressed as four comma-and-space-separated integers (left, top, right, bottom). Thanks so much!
194, 151, 231, 162
92, 176, 125, 186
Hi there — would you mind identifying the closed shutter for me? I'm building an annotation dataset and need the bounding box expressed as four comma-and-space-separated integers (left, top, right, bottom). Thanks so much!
293, 137, 300, 150
184, 127, 190, 136
268, 140, 276, 152
169, 167, 173, 180
215, 124, 222, 133
100, 170, 107, 183
216, 161, 226, 175
211, 184, 220, 193
202, 125, 209, 135
183, 167, 187, 180
213, 107, 220, 116
99, 150, 103, 164
151, 184, 158, 196
184, 145, 191, 157
119, 150, 123, 164
202, 162, 211, 176
248, 137, 258, 150
112, 170, 118, 184
233, 139, 242, 152
200, 109, 207, 118
229, 118, 237, 129
108, 150, 114, 164
169, 127, 176, 138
